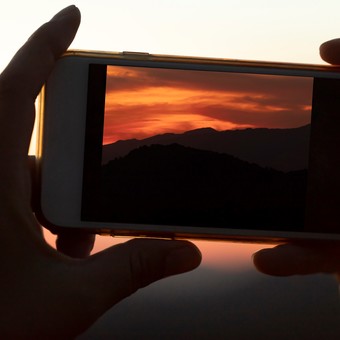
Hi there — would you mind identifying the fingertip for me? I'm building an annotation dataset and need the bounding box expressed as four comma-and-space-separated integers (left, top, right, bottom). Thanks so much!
36, 5, 81, 56
252, 248, 282, 276
49, 5, 81, 38
253, 243, 340, 276
56, 231, 95, 258
320, 38, 340, 65
252, 245, 302, 276
164, 241, 202, 276
50, 5, 80, 23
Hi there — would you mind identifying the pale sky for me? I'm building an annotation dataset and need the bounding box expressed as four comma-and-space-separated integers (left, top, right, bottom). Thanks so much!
1, 0, 340, 74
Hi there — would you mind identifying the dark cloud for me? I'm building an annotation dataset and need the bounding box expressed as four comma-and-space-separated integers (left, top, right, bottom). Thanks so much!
193, 103, 310, 128
106, 65, 313, 106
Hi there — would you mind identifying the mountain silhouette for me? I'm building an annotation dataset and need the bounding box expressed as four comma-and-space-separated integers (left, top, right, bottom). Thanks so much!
89, 144, 307, 230
102, 125, 310, 172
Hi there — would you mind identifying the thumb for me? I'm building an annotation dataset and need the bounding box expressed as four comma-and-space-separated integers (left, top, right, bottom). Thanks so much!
82, 239, 201, 311
253, 242, 340, 276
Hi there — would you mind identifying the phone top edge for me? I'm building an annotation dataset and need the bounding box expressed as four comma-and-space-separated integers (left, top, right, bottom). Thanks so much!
62, 49, 340, 73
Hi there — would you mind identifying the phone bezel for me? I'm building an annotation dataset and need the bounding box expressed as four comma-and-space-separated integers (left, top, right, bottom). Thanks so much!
37, 50, 340, 242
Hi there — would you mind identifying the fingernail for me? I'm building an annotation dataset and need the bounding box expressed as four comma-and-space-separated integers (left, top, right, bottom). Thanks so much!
51, 5, 79, 22
165, 244, 202, 276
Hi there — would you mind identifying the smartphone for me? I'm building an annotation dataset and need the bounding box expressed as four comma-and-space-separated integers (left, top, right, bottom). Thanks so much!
36, 50, 340, 242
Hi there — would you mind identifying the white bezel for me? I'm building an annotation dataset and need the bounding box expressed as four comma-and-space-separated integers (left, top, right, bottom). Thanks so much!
37, 51, 340, 242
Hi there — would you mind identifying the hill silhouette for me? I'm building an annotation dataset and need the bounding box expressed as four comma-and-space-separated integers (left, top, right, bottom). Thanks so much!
102, 125, 310, 172
90, 144, 307, 230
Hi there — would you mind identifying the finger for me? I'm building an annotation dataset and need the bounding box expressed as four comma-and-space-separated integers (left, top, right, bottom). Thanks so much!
0, 6, 80, 238
1, 5, 80, 100
0, 5, 81, 160
56, 231, 96, 258
320, 38, 340, 65
253, 243, 340, 276
82, 239, 202, 310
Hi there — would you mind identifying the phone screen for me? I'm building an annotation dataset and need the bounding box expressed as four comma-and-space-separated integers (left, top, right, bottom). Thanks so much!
81, 62, 340, 233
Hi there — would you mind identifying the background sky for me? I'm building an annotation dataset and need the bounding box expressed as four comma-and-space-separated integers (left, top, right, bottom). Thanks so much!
3, 1, 340, 338
1, 0, 340, 73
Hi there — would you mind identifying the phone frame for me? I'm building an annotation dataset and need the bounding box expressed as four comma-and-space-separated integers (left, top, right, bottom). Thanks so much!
36, 50, 340, 243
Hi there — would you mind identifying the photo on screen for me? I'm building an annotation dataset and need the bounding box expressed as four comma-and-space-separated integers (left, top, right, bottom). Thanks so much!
82, 64, 314, 231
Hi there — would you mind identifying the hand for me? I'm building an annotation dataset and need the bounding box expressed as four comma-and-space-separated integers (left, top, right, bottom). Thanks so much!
253, 38, 340, 277
0, 5, 201, 338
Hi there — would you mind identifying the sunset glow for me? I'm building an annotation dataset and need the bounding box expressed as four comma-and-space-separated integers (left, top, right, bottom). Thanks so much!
103, 65, 313, 145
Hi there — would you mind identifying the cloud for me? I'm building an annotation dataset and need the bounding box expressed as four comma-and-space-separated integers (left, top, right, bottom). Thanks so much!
106, 65, 313, 101
103, 65, 313, 142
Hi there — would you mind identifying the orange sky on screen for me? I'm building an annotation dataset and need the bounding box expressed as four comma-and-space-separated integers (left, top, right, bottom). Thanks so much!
103, 65, 312, 145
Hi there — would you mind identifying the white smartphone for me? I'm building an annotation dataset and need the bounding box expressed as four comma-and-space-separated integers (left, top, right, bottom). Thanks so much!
36, 50, 340, 242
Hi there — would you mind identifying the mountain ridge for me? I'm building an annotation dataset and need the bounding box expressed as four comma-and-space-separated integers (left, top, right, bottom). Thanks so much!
102, 125, 310, 171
